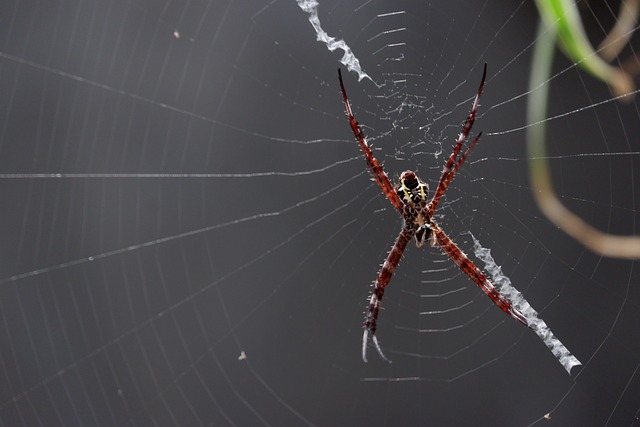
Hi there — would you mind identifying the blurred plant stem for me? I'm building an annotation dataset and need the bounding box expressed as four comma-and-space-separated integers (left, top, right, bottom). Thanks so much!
527, 18, 640, 259
598, 0, 639, 61
534, 0, 634, 98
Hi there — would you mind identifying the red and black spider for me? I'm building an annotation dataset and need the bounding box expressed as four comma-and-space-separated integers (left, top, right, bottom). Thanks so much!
338, 64, 528, 363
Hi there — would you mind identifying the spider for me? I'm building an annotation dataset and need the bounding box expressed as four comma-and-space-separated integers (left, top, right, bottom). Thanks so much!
338, 64, 529, 363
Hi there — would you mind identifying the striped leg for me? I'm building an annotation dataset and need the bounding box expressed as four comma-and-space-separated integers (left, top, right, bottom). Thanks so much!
428, 64, 487, 216
338, 68, 405, 214
432, 225, 528, 326
363, 227, 414, 362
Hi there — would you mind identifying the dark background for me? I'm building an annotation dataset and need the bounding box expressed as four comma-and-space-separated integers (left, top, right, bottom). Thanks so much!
0, 0, 639, 426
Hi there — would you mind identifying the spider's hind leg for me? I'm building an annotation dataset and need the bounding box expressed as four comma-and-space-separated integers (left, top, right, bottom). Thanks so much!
363, 328, 392, 363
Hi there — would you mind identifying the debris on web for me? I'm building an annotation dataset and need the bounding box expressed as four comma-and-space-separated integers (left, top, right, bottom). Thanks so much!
297, 0, 375, 84
470, 233, 582, 374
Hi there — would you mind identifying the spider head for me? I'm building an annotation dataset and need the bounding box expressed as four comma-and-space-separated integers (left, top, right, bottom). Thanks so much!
397, 170, 428, 208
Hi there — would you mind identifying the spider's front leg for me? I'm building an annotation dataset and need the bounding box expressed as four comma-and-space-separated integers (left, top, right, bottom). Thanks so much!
363, 226, 414, 363
428, 63, 487, 217
338, 69, 404, 214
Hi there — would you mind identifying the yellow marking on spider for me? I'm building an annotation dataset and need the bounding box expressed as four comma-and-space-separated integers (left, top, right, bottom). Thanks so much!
401, 184, 411, 202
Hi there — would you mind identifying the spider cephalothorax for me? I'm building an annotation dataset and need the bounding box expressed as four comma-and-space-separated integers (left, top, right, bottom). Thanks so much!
397, 170, 428, 208
397, 170, 431, 248
338, 64, 528, 363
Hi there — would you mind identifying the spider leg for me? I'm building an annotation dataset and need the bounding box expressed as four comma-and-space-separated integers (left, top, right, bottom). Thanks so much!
428, 63, 487, 216
363, 226, 415, 363
439, 132, 482, 199
338, 69, 404, 214
432, 224, 528, 326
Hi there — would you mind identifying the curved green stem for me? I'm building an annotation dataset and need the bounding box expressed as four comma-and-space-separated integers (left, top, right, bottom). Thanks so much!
527, 19, 640, 259
534, 0, 633, 97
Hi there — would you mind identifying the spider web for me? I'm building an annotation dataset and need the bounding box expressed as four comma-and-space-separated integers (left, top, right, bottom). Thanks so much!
0, 0, 639, 425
